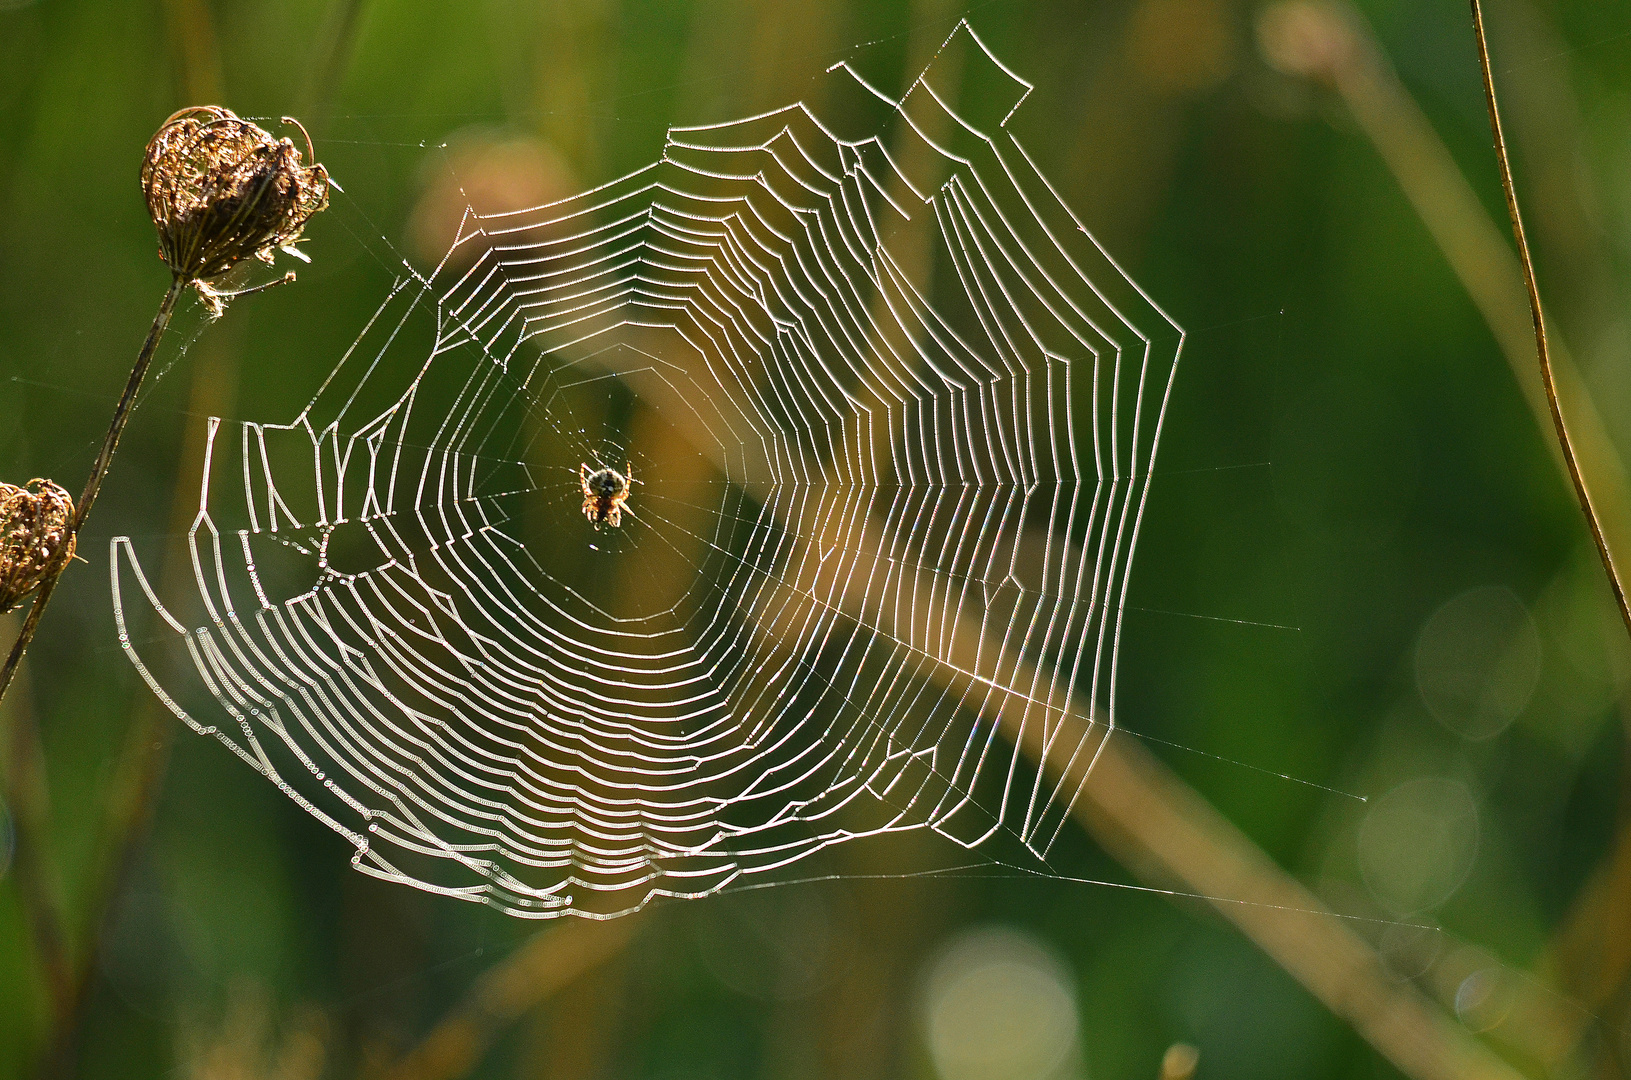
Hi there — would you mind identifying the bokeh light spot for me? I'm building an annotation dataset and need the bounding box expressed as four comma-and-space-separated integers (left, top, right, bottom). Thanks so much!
1415, 585, 1541, 740
1358, 777, 1479, 915
920, 926, 1081, 1080
1453, 968, 1514, 1033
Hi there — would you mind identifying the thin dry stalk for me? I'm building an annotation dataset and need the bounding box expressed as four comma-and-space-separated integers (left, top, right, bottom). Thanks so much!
0, 275, 183, 716
1468, 0, 1631, 645
876, 515, 1530, 1080
160, 0, 222, 105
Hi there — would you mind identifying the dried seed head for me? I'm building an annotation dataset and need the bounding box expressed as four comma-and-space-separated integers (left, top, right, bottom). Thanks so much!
0, 479, 76, 614
142, 106, 330, 315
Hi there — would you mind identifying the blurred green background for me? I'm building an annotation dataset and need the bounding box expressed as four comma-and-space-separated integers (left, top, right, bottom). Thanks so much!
3, 0, 1631, 1078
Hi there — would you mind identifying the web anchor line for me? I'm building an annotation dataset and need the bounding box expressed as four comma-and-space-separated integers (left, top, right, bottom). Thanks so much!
113, 21, 1190, 919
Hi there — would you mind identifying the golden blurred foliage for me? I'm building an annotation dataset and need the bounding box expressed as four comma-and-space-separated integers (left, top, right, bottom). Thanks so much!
179, 981, 327, 1080
1125, 0, 1237, 95
1158, 1042, 1200, 1080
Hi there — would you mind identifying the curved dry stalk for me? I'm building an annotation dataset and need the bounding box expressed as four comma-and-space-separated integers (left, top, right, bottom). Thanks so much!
1468, 0, 1631, 646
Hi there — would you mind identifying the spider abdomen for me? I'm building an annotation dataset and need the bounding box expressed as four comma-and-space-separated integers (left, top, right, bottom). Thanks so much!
579, 463, 633, 530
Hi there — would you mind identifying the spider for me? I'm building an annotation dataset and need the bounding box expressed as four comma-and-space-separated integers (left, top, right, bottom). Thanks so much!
580, 462, 635, 530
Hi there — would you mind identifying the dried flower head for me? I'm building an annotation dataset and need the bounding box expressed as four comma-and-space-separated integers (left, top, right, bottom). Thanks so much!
141, 106, 330, 315
0, 479, 76, 614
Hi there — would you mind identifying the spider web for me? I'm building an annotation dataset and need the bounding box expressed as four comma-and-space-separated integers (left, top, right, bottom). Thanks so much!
112, 22, 1183, 919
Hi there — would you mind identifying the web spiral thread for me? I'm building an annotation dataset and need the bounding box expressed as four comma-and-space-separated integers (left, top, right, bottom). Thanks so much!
113, 23, 1184, 919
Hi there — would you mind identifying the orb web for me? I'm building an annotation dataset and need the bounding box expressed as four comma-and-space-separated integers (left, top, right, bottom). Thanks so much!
112, 23, 1184, 919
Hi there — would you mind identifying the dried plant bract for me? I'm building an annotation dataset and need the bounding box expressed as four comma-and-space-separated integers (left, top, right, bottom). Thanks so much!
142, 106, 330, 315
0, 480, 76, 615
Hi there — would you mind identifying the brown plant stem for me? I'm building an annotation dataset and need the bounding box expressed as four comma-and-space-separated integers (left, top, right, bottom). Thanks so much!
160, 0, 222, 105
0, 275, 186, 714
1469, 0, 1631, 647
